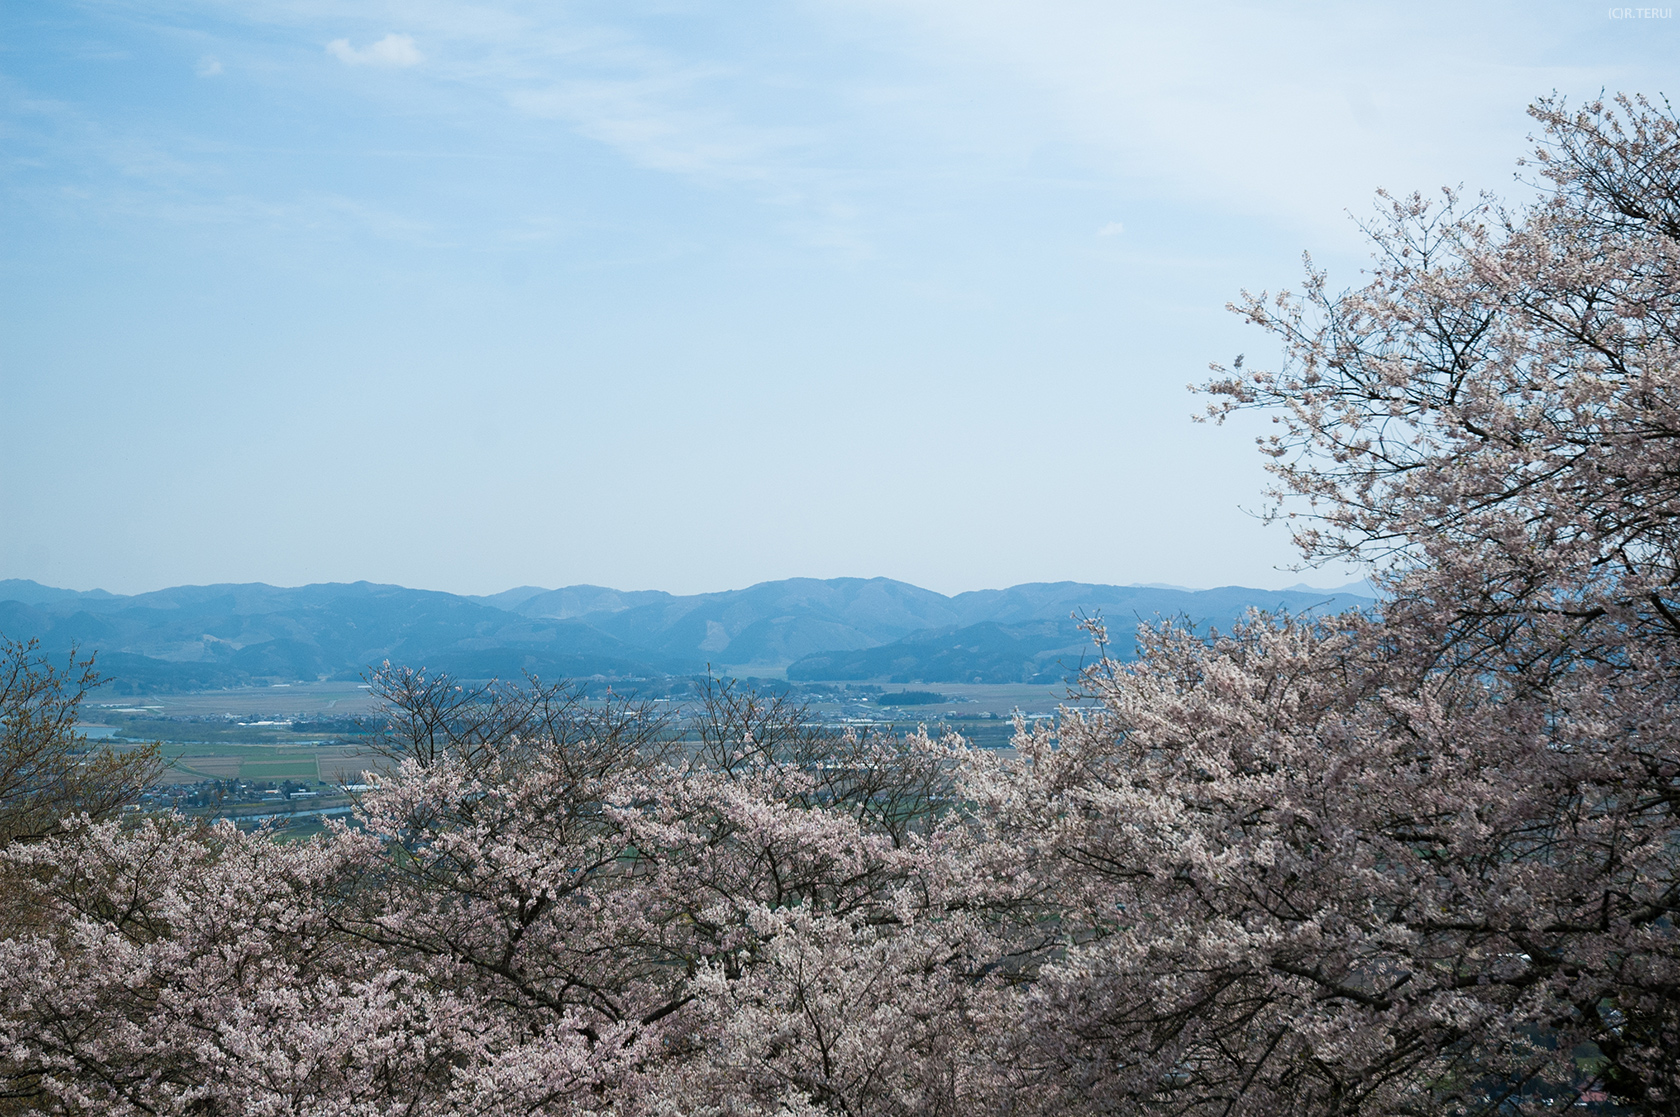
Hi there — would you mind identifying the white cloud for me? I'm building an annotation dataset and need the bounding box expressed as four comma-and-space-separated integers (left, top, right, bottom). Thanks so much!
1097, 220, 1123, 236
195, 55, 223, 76
326, 33, 422, 68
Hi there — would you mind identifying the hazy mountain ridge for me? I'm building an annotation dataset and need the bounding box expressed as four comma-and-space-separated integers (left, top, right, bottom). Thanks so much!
488, 585, 678, 621
787, 585, 1377, 684
0, 581, 701, 691
567, 578, 963, 665
0, 579, 119, 606
788, 618, 1093, 685
0, 577, 1375, 691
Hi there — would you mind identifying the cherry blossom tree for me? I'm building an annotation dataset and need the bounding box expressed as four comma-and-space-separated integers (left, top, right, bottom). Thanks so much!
0, 671, 1027, 1115
968, 93, 1680, 1116
1201, 93, 1680, 1112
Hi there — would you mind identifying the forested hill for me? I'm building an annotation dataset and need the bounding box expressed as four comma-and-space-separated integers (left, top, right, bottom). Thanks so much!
0, 577, 1374, 691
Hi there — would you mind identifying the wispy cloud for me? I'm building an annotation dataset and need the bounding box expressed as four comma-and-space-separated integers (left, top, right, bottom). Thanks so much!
14, 0, 1645, 262
508, 74, 811, 184
196, 55, 223, 77
837, 0, 1616, 242
326, 33, 422, 68
0, 83, 438, 250
44, 3, 952, 251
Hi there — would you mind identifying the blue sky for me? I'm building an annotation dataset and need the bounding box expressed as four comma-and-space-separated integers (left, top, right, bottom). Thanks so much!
2, 1, 1674, 596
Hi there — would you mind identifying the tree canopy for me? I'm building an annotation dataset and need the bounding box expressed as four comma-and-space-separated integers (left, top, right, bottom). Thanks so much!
0, 637, 159, 846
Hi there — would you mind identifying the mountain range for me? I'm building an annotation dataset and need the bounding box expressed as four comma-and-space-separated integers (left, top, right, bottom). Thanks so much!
0, 577, 1375, 692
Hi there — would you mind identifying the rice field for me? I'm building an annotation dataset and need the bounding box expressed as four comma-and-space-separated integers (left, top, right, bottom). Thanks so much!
151, 743, 382, 786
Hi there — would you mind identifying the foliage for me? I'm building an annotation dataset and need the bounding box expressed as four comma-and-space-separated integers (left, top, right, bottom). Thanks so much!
0, 636, 159, 846
874, 691, 947, 706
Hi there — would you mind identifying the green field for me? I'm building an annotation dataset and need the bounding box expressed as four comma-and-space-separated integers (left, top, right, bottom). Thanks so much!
103, 680, 1057, 787
239, 760, 321, 779
151, 742, 351, 784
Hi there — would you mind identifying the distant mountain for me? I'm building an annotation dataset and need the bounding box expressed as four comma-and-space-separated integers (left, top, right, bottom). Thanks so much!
0, 577, 1377, 692
787, 585, 1377, 684
560, 578, 962, 666
503, 585, 677, 621
467, 585, 556, 611
789, 618, 1094, 684
0, 579, 118, 606
944, 582, 1372, 627
1282, 580, 1380, 597
0, 581, 697, 692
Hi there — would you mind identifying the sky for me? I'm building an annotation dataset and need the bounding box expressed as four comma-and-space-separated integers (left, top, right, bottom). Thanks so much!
2, 1, 1676, 598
